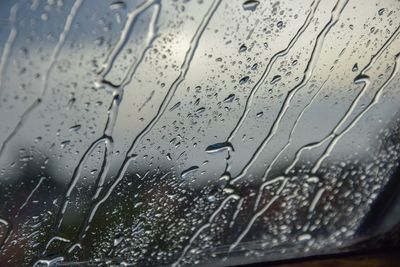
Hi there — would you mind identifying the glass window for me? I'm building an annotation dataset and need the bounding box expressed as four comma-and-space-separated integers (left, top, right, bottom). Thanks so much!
0, 0, 399, 266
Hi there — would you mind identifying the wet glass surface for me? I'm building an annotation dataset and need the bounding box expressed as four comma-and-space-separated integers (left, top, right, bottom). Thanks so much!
0, 0, 400, 266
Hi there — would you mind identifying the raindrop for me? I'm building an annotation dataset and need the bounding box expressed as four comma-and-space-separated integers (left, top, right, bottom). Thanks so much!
298, 234, 311, 241
223, 94, 235, 103
113, 235, 124, 246
206, 142, 233, 154
239, 76, 250, 85
109, 1, 126, 10
354, 74, 369, 83
242, 0, 260, 12
69, 124, 81, 132
60, 140, 71, 149
270, 75, 281, 84
181, 166, 199, 179
196, 107, 206, 113
169, 102, 181, 111
223, 187, 234, 194
207, 195, 216, 202
239, 44, 247, 53
66, 97, 76, 110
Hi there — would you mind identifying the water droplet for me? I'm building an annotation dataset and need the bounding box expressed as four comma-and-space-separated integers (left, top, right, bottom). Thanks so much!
298, 234, 311, 241
307, 176, 319, 183
181, 166, 199, 179
223, 94, 235, 103
239, 76, 250, 85
239, 44, 247, 53
223, 187, 234, 194
270, 75, 281, 84
242, 0, 260, 11
60, 140, 70, 149
110, 1, 126, 10
69, 124, 81, 132
169, 102, 181, 111
196, 107, 205, 113
113, 235, 124, 246
354, 74, 369, 83
206, 142, 233, 154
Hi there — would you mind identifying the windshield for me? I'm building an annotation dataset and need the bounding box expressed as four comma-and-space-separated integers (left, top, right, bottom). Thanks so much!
0, 0, 400, 266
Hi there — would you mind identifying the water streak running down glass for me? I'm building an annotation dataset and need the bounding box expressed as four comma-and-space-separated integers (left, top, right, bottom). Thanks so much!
0, 0, 400, 266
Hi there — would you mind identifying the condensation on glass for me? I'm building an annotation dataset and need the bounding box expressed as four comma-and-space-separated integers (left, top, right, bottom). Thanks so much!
0, 0, 399, 266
